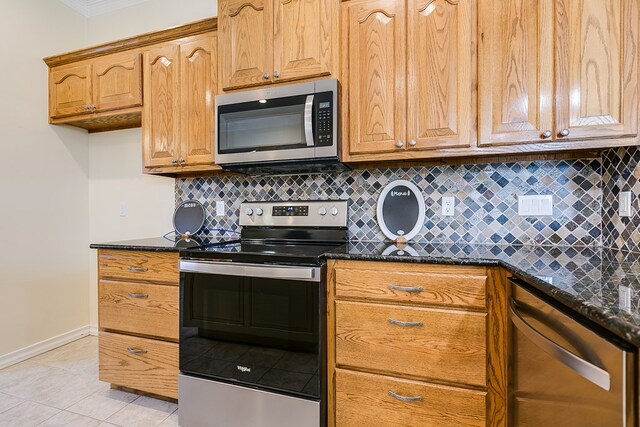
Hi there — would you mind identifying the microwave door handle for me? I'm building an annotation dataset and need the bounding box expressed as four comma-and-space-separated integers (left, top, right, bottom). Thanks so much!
304, 95, 315, 147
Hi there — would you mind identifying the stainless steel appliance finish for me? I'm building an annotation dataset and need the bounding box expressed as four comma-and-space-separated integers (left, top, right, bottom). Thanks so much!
215, 79, 341, 172
239, 200, 348, 228
179, 260, 320, 281
179, 374, 320, 427
509, 279, 636, 426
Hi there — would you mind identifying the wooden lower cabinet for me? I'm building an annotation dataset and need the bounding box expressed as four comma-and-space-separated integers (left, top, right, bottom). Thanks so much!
99, 332, 179, 399
335, 369, 486, 427
327, 260, 507, 427
96, 249, 179, 400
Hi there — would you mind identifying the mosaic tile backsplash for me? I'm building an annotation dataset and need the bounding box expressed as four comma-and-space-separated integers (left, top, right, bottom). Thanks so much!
603, 146, 640, 252
176, 159, 603, 246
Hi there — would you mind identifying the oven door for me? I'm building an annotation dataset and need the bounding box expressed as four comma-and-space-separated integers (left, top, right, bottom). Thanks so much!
179, 260, 323, 400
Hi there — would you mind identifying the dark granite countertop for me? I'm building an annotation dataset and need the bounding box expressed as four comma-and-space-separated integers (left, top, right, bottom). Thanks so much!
89, 235, 238, 252
325, 242, 640, 348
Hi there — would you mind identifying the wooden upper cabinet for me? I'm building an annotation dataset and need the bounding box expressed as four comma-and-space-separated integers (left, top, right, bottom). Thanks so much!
143, 43, 181, 168
555, 0, 638, 141
180, 34, 217, 166
219, 0, 273, 90
407, 0, 474, 150
478, 0, 554, 146
49, 63, 92, 118
273, 0, 333, 82
92, 52, 142, 113
343, 0, 407, 155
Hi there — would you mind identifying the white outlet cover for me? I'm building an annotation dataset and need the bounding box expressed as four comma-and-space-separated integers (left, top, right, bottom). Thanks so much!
619, 191, 632, 217
620, 285, 632, 313
216, 201, 225, 217
118, 202, 127, 217
518, 195, 553, 216
442, 196, 455, 216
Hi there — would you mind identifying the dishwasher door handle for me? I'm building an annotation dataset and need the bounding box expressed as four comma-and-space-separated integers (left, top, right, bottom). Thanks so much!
509, 299, 611, 391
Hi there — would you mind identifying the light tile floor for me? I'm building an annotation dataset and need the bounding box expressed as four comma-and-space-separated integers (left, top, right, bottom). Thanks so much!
0, 337, 178, 427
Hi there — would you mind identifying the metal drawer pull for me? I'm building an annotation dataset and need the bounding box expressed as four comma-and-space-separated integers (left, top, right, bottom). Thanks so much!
127, 292, 149, 299
126, 348, 148, 355
388, 285, 424, 293
509, 299, 610, 391
127, 266, 148, 272
388, 391, 423, 402
388, 319, 424, 327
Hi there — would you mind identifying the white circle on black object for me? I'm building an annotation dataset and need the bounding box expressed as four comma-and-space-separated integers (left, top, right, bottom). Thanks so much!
382, 244, 420, 257
173, 200, 206, 236
376, 180, 425, 241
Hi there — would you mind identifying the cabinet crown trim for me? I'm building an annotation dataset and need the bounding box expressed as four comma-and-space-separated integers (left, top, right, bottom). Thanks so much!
44, 17, 217, 67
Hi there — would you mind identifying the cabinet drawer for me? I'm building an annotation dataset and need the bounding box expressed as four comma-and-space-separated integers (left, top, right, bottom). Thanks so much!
99, 332, 178, 399
98, 280, 178, 340
98, 249, 178, 284
335, 301, 486, 387
335, 369, 486, 427
334, 264, 486, 309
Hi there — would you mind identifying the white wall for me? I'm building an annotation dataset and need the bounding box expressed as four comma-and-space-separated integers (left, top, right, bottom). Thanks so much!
87, 0, 215, 326
0, 1, 89, 355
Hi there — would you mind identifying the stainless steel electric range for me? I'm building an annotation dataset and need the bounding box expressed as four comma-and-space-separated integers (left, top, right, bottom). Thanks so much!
177, 200, 348, 427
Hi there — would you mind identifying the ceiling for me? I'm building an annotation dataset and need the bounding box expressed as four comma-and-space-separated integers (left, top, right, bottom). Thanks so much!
58, 0, 152, 17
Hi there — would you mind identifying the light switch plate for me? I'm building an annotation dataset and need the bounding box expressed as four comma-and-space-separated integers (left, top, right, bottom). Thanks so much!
216, 200, 225, 217
620, 285, 632, 313
619, 191, 632, 217
118, 202, 127, 217
518, 195, 553, 216
442, 196, 455, 217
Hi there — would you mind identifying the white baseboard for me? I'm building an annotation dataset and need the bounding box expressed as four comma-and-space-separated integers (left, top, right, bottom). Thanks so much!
0, 325, 92, 369
89, 325, 98, 336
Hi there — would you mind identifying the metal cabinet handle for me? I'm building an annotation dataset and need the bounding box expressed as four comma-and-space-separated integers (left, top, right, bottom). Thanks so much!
274, 71, 280, 78
171, 159, 177, 164
388, 285, 424, 293
127, 292, 149, 299
388, 319, 424, 327
127, 266, 148, 272
541, 130, 552, 139
408, 140, 417, 146
263, 73, 270, 80
126, 347, 148, 355
178, 157, 185, 164
509, 299, 610, 391
558, 128, 570, 137
395, 141, 404, 148
388, 391, 423, 402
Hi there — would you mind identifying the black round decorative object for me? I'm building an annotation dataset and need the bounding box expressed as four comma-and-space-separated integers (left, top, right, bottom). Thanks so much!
173, 200, 206, 236
376, 180, 425, 241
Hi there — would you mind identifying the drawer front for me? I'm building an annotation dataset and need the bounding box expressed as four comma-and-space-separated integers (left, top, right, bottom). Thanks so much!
333, 263, 487, 309
98, 249, 178, 284
98, 280, 178, 340
335, 301, 486, 387
335, 369, 486, 427
99, 332, 178, 399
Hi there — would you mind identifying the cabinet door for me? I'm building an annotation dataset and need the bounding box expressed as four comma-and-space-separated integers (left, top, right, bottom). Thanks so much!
555, 0, 638, 141
219, 0, 273, 91
93, 51, 142, 113
180, 34, 217, 166
407, 0, 474, 150
273, 0, 334, 82
343, 0, 407, 155
478, 0, 554, 146
143, 44, 181, 168
49, 63, 92, 118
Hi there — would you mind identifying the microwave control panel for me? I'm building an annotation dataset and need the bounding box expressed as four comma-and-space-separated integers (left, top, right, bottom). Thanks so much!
315, 91, 334, 147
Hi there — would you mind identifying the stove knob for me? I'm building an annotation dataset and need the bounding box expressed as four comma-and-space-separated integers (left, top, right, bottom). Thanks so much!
330, 207, 339, 216
244, 208, 254, 216
256, 208, 264, 216
318, 207, 327, 216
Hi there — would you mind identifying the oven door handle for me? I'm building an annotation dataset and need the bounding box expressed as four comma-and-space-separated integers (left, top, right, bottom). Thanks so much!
179, 260, 320, 282
304, 95, 315, 147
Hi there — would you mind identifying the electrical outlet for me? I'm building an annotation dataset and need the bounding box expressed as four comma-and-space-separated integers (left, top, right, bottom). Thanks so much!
118, 202, 127, 217
216, 201, 225, 217
518, 195, 553, 216
619, 191, 632, 217
442, 196, 455, 216
620, 285, 632, 313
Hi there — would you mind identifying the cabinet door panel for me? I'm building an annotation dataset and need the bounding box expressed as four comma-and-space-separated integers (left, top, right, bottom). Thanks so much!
408, 0, 474, 150
93, 52, 142, 113
478, 0, 554, 146
180, 34, 217, 166
49, 64, 92, 118
143, 44, 181, 168
219, 0, 273, 91
273, 0, 333, 82
343, 0, 407, 155
555, 0, 638, 140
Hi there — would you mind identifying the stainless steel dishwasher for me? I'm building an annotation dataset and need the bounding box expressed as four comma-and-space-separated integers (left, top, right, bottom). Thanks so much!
509, 278, 637, 426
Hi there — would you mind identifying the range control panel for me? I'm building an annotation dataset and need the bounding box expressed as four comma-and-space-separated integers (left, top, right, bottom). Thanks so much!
240, 200, 348, 228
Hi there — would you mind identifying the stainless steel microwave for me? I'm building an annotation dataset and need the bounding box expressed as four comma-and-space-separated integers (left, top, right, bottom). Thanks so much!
215, 79, 347, 174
